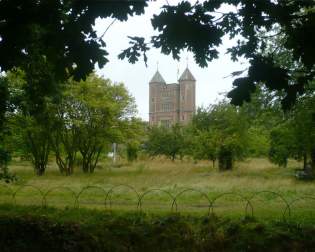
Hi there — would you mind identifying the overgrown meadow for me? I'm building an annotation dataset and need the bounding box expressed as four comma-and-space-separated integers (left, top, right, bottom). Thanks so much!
1, 157, 315, 223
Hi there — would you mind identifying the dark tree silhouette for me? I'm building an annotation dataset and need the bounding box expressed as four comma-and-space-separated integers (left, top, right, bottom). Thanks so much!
121, 1, 315, 109
0, 0, 314, 112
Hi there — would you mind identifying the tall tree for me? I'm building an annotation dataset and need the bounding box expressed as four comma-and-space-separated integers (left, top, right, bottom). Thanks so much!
268, 95, 315, 170
239, 85, 284, 157
3, 68, 56, 175
0, 77, 9, 173
258, 24, 315, 170
290, 94, 315, 169
0, 0, 148, 135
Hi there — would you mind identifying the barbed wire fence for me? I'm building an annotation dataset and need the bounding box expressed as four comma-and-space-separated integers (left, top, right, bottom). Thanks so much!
1, 182, 315, 222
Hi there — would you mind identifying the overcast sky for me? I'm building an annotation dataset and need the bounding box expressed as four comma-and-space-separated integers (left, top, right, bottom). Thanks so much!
94, 1, 247, 120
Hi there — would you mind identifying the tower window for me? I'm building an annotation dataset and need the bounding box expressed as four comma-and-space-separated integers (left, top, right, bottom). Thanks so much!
162, 103, 172, 112
162, 90, 171, 97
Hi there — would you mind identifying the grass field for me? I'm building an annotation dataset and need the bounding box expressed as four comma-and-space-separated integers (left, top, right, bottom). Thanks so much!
1, 158, 315, 222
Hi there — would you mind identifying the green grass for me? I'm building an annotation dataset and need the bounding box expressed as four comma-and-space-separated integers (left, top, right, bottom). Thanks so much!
1, 157, 315, 222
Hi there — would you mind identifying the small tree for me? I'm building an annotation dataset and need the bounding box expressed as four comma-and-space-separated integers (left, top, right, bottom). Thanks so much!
119, 118, 146, 163
191, 103, 249, 170
57, 75, 136, 173
145, 124, 185, 161
191, 130, 219, 168
269, 126, 292, 168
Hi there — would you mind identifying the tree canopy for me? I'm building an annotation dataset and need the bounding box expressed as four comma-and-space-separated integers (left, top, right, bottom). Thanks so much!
0, 0, 314, 110
121, 1, 315, 109
0, 0, 147, 80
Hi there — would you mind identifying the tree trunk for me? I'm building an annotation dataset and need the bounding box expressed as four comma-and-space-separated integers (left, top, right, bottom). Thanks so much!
82, 153, 89, 173
68, 153, 76, 175
28, 130, 50, 176
303, 153, 307, 170
218, 147, 233, 171
35, 161, 46, 176
55, 154, 65, 174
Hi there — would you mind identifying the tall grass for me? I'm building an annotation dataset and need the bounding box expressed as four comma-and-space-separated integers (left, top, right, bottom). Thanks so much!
1, 158, 315, 222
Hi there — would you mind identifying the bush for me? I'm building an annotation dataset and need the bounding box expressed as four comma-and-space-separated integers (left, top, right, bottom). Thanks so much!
126, 141, 139, 162
1, 205, 315, 251
0, 148, 17, 183
0, 172, 18, 183
0, 148, 10, 169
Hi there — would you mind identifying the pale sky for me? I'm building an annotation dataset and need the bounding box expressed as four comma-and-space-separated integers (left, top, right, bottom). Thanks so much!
94, 1, 247, 121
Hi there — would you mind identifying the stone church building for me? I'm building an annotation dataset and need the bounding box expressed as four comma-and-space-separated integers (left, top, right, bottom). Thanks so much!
149, 67, 196, 127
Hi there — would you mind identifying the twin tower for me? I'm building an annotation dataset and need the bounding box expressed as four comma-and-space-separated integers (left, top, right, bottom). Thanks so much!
149, 67, 196, 127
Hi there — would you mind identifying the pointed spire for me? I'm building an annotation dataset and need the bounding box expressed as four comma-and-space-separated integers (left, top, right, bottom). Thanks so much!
150, 70, 166, 83
179, 67, 196, 81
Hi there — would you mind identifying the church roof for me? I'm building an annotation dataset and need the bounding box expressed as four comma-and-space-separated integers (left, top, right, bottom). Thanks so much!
150, 70, 166, 83
179, 67, 196, 81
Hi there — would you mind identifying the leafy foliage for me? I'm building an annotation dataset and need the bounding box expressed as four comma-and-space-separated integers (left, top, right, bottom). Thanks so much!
122, 1, 315, 109
0, 77, 9, 131
190, 130, 219, 168
0, 148, 16, 183
145, 102, 249, 169
118, 36, 149, 66
0, 0, 148, 80
269, 125, 293, 168
0, 68, 56, 175
145, 124, 185, 161
53, 74, 137, 173
3, 71, 138, 175
126, 141, 140, 162
2, 206, 315, 251
192, 103, 249, 170
1, 1, 313, 113
0, 0, 314, 176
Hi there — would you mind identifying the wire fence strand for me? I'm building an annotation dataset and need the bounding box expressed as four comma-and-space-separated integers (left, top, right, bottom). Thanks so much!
2, 183, 315, 222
